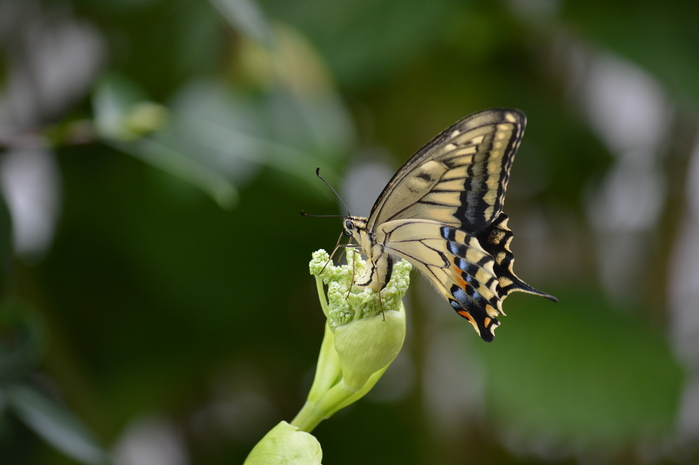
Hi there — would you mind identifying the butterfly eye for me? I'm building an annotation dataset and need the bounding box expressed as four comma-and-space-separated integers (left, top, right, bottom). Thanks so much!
343, 220, 354, 236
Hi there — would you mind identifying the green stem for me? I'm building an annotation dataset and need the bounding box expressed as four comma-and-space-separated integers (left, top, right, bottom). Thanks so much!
306, 324, 341, 402
291, 382, 359, 432
291, 400, 325, 432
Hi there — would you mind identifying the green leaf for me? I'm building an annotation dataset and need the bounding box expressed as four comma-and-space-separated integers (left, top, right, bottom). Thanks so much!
5, 384, 108, 465
258, 0, 456, 89
244, 421, 322, 465
93, 73, 163, 141
211, 0, 274, 45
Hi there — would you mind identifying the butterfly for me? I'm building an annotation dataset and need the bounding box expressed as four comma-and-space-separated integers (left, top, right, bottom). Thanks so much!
342, 108, 557, 342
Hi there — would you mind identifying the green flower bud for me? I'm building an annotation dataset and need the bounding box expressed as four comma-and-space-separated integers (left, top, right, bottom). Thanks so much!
244, 421, 322, 465
248, 249, 412, 462
334, 308, 405, 390
292, 249, 411, 431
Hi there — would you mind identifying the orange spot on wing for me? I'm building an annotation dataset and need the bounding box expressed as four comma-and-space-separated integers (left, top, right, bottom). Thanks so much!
450, 266, 468, 290
457, 310, 474, 324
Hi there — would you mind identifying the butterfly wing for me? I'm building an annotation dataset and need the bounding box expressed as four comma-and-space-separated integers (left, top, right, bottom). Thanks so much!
344, 108, 555, 340
476, 213, 557, 302
367, 109, 525, 233
375, 214, 555, 341
376, 218, 502, 341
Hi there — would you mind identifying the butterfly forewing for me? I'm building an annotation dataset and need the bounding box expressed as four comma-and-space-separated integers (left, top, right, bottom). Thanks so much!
367, 109, 526, 233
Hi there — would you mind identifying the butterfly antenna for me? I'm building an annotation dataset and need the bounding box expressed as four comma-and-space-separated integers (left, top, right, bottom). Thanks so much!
315, 167, 351, 216
300, 211, 345, 218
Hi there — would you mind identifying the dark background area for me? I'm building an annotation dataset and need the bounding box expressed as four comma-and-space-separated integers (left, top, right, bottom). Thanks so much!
0, 0, 698, 464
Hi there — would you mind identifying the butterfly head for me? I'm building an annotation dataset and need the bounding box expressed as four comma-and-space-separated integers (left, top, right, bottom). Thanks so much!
342, 216, 365, 235
342, 215, 371, 248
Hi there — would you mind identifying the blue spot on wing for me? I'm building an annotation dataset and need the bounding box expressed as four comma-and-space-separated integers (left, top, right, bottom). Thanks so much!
449, 284, 498, 343
452, 287, 468, 303
447, 241, 460, 255
454, 257, 468, 271
440, 226, 456, 241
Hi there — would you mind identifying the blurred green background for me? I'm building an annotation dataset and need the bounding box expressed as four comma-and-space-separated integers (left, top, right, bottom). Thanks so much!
1, 0, 698, 464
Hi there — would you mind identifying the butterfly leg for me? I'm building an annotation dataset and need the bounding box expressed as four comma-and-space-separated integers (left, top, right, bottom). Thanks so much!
378, 284, 385, 321
322, 231, 353, 274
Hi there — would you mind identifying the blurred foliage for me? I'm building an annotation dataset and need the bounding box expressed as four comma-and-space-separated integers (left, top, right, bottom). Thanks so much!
0, 0, 697, 464
562, 0, 699, 107
478, 290, 682, 453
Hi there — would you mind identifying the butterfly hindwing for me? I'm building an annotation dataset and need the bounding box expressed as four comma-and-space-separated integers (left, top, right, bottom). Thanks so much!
375, 219, 505, 341
475, 213, 558, 302
367, 109, 526, 233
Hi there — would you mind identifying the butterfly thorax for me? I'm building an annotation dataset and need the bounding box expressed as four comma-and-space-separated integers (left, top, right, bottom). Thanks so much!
343, 215, 393, 292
